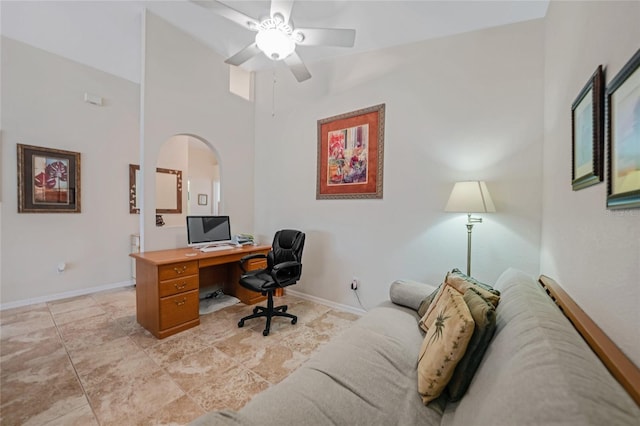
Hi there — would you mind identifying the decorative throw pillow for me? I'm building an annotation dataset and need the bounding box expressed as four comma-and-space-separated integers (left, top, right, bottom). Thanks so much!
417, 285, 441, 318
445, 287, 497, 401
445, 273, 500, 307
417, 285, 474, 404
449, 268, 500, 295
418, 283, 452, 332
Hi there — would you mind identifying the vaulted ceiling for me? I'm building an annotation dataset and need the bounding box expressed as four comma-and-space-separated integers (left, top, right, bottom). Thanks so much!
1, 0, 549, 83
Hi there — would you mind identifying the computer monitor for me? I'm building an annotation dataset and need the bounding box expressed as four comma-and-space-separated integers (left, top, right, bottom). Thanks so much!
186, 216, 232, 248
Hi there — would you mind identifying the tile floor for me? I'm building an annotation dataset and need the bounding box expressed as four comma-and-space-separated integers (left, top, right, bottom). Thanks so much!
0, 287, 359, 425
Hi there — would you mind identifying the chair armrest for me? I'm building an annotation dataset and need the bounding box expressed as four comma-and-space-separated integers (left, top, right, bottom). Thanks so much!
271, 261, 302, 286
239, 253, 267, 273
389, 279, 439, 312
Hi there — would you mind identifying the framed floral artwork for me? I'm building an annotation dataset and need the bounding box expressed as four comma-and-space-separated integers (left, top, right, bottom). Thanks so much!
17, 144, 81, 213
607, 49, 640, 209
316, 104, 385, 199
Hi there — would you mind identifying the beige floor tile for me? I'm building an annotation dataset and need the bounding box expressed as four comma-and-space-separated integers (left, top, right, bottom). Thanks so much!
187, 365, 270, 412
0, 303, 48, 325
0, 292, 357, 424
143, 328, 211, 368
165, 346, 237, 392
70, 336, 160, 389
86, 369, 184, 426
138, 394, 205, 425
0, 306, 55, 340
0, 355, 87, 425
57, 313, 129, 353
0, 326, 66, 377
38, 403, 99, 426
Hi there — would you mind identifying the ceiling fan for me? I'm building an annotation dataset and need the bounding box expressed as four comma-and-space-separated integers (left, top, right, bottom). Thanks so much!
193, 0, 356, 82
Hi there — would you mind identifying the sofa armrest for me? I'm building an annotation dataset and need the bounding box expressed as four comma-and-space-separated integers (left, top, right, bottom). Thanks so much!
389, 279, 438, 312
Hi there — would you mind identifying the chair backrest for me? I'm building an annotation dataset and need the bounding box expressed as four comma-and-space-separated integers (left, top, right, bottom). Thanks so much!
268, 229, 305, 267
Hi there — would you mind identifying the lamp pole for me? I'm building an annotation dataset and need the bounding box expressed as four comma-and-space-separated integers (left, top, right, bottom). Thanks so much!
466, 213, 482, 276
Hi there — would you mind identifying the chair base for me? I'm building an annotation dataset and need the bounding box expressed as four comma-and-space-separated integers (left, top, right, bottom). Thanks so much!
237, 291, 297, 336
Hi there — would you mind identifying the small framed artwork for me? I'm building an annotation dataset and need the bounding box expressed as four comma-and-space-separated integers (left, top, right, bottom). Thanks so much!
606, 49, 640, 209
317, 103, 385, 199
571, 65, 604, 190
17, 144, 81, 213
198, 193, 208, 206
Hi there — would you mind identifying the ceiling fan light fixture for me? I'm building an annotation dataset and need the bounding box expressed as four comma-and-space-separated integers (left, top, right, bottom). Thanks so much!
255, 17, 295, 61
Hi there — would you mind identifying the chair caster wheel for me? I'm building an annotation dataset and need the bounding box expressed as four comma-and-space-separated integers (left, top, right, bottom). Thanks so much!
291, 318, 297, 325
263, 329, 269, 336
238, 320, 244, 328
282, 306, 288, 313
253, 307, 260, 314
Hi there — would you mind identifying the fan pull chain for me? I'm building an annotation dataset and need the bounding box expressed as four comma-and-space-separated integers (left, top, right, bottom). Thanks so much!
271, 70, 277, 118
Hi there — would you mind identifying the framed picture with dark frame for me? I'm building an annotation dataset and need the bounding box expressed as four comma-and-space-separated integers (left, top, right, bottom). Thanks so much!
17, 144, 81, 213
198, 193, 208, 206
606, 49, 640, 209
571, 65, 604, 190
316, 103, 385, 199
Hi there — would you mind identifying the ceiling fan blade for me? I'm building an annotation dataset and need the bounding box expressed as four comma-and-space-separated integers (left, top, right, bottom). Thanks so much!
284, 52, 312, 82
294, 27, 356, 47
224, 42, 262, 66
192, 0, 259, 30
270, 0, 295, 24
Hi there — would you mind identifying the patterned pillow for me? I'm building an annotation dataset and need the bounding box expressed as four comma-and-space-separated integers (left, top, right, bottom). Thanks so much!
418, 283, 449, 332
449, 268, 500, 295
417, 285, 441, 318
445, 272, 500, 307
417, 285, 475, 404
446, 287, 497, 401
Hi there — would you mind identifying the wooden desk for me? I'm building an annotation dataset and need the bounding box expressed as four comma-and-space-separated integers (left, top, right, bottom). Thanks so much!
131, 244, 271, 339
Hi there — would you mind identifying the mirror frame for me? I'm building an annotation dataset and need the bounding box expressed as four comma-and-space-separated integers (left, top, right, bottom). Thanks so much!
129, 164, 183, 214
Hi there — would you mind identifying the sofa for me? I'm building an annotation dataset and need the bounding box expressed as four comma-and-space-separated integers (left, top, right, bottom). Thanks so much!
191, 268, 640, 425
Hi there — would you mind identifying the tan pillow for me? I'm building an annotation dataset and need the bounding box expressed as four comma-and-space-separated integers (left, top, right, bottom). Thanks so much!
417, 285, 474, 404
418, 283, 446, 332
445, 273, 500, 307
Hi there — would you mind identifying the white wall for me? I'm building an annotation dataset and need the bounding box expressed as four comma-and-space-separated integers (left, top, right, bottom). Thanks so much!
541, 0, 640, 366
141, 12, 255, 251
253, 20, 545, 310
0, 37, 139, 305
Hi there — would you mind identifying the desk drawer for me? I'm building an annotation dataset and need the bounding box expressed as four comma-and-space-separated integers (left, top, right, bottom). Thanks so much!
246, 258, 267, 271
159, 275, 199, 298
160, 290, 199, 330
159, 261, 198, 281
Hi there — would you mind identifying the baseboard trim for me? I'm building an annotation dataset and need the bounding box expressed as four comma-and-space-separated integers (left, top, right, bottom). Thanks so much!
0, 280, 135, 311
285, 289, 366, 316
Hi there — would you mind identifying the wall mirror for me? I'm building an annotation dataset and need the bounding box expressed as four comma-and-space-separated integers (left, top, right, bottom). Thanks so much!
129, 164, 183, 214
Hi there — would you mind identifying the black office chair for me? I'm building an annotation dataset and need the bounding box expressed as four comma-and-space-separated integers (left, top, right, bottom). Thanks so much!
237, 229, 305, 336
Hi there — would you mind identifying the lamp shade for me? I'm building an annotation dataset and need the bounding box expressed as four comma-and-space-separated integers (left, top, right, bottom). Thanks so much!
445, 181, 496, 213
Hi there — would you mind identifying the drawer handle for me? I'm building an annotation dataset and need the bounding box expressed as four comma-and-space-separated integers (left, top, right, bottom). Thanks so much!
173, 265, 188, 275
175, 298, 187, 306
174, 282, 187, 290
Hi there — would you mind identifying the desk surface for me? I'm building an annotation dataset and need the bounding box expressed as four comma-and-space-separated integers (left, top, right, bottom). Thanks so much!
130, 244, 272, 266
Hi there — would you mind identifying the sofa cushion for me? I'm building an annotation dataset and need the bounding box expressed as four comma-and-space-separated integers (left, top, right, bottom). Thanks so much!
445, 287, 496, 401
418, 286, 474, 404
440, 268, 640, 426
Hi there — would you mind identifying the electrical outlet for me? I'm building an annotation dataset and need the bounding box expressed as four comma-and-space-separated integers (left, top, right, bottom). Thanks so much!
350, 277, 359, 290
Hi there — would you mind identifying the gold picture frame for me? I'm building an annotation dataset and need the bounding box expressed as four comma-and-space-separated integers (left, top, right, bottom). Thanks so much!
316, 104, 385, 199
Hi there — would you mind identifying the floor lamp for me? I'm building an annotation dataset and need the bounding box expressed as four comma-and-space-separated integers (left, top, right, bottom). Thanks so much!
445, 181, 496, 276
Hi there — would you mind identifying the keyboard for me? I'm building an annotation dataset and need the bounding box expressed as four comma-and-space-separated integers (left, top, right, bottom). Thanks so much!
200, 245, 232, 253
